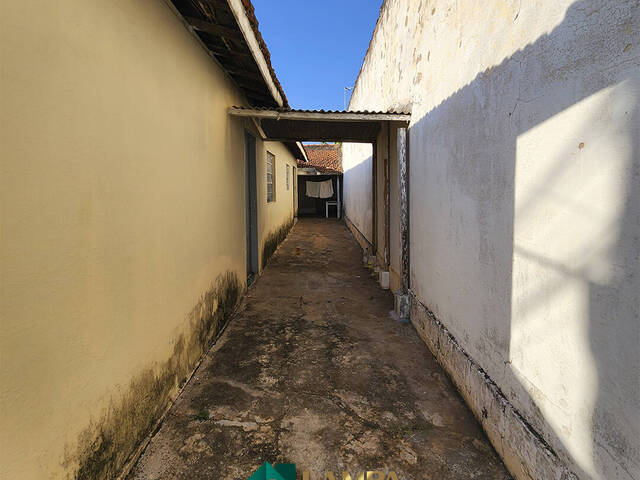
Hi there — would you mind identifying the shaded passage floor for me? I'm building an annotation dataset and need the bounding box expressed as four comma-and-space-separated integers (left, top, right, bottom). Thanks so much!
130, 218, 509, 480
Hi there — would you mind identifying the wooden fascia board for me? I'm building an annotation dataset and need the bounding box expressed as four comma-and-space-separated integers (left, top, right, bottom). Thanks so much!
184, 16, 244, 39
226, 0, 284, 107
296, 142, 308, 161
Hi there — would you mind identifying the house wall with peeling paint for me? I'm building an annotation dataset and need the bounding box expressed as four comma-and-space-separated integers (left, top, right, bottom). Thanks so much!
0, 0, 296, 478
344, 0, 639, 478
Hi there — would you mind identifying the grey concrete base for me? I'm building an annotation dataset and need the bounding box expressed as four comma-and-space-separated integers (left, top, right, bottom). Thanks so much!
409, 292, 578, 480
130, 218, 509, 480
393, 291, 410, 320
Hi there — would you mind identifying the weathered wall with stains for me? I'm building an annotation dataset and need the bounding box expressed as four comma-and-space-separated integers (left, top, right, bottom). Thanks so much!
344, 0, 639, 478
0, 0, 295, 478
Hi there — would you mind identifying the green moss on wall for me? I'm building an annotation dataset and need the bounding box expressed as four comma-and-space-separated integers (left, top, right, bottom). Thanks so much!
261, 217, 295, 269
65, 271, 241, 480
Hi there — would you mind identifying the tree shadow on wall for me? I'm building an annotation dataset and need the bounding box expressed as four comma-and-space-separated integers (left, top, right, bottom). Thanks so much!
408, 0, 639, 477
587, 91, 639, 479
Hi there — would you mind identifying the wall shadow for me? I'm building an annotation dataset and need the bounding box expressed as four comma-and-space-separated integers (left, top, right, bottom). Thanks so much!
587, 91, 639, 479
406, 0, 638, 477
343, 148, 374, 241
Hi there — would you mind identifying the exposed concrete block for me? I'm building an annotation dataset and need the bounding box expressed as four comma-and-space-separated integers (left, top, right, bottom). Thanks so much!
378, 270, 390, 289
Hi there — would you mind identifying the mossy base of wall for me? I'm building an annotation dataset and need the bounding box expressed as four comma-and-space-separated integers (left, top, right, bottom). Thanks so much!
64, 272, 241, 480
261, 217, 295, 270
409, 292, 579, 480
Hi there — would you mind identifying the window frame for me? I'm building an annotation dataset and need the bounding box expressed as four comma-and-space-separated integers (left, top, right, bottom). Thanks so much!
266, 151, 275, 203
286, 164, 290, 191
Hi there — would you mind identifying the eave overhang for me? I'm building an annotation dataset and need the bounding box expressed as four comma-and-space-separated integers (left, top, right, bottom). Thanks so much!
165, 0, 287, 109
228, 107, 411, 144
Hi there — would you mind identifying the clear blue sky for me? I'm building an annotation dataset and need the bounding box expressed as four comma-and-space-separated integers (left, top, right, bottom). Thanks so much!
251, 1, 383, 111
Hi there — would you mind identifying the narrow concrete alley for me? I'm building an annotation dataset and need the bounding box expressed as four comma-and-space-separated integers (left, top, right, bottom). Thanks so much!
129, 219, 510, 480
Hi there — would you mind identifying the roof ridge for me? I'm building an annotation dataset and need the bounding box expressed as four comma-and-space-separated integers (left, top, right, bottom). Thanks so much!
300, 145, 343, 174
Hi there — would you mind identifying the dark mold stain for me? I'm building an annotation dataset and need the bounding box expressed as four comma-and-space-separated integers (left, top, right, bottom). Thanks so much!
128, 219, 510, 480
64, 271, 241, 480
261, 217, 295, 269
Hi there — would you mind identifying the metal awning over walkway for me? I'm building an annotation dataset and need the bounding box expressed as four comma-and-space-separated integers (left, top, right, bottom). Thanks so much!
228, 106, 411, 144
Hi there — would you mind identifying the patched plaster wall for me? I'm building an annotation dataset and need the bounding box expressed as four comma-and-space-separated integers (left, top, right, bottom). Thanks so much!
344, 0, 639, 478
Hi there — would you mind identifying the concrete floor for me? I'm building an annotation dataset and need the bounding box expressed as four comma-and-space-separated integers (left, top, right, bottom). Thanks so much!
129, 218, 510, 480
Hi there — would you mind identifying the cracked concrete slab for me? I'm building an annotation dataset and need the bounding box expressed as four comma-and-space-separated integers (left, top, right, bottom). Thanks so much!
128, 218, 510, 480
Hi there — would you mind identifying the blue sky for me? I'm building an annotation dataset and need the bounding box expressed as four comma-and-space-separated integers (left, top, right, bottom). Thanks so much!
251, 0, 383, 111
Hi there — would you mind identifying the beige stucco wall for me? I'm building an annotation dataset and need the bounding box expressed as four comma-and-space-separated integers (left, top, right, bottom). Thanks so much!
0, 0, 296, 478
256, 140, 298, 267
345, 0, 639, 478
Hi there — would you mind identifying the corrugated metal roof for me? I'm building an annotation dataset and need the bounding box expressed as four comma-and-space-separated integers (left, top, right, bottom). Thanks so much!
229, 106, 410, 144
231, 106, 411, 115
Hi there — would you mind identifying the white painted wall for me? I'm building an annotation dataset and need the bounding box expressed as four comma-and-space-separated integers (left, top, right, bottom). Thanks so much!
343, 142, 373, 243
344, 0, 639, 478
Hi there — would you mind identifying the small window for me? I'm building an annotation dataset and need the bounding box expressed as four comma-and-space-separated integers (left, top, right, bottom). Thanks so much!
266, 151, 275, 203
286, 164, 290, 190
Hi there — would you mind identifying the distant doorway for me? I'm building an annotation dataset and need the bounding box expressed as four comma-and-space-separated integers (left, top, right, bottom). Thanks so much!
245, 132, 258, 282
